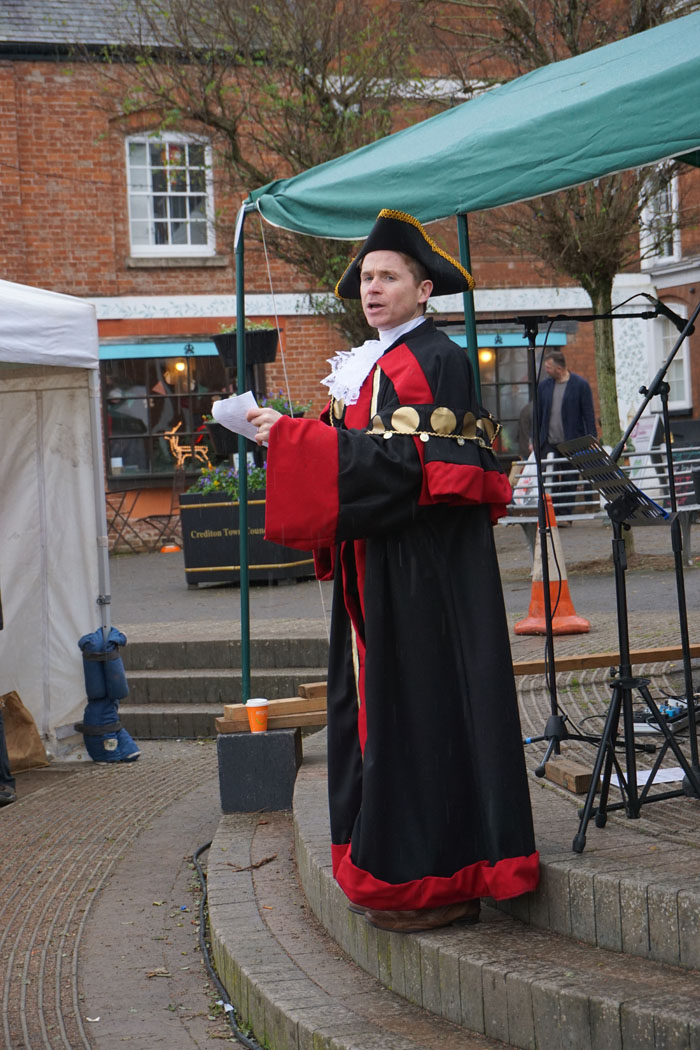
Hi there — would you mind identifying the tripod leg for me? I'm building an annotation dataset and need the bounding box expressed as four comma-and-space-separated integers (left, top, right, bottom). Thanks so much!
594, 737, 617, 828
639, 684, 700, 799
572, 686, 621, 853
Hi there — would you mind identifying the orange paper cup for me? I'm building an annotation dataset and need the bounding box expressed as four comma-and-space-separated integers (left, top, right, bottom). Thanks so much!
246, 698, 269, 733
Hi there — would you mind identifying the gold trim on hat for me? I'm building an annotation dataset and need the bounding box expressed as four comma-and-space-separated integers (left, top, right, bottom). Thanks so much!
334, 209, 475, 297
378, 209, 475, 291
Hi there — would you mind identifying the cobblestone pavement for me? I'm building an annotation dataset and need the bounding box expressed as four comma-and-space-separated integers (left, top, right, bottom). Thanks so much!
1, 741, 224, 1050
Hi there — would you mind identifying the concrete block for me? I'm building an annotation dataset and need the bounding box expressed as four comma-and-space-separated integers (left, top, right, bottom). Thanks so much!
587, 995, 621, 1045
532, 979, 563, 1050
569, 868, 596, 944
679, 887, 700, 968
547, 863, 573, 935
217, 728, 302, 812
438, 948, 461, 1025
648, 883, 680, 965
482, 963, 509, 1044
592, 871, 622, 952
419, 941, 441, 1015
459, 956, 485, 1033
505, 971, 536, 1049
559, 985, 592, 1050
620, 879, 650, 958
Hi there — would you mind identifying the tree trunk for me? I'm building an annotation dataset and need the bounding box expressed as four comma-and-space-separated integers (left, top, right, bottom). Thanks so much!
587, 280, 635, 555
587, 281, 622, 448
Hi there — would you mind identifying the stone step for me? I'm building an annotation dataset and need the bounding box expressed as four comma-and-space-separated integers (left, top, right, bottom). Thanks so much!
208, 749, 700, 1050
208, 809, 508, 1050
297, 735, 700, 972
119, 703, 221, 739
291, 733, 700, 1049
122, 667, 328, 706
122, 637, 328, 671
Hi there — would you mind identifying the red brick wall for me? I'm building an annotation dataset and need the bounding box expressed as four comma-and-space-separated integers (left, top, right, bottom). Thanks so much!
4, 52, 699, 436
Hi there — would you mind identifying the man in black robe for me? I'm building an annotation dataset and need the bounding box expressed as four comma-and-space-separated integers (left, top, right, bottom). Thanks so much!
249, 209, 539, 933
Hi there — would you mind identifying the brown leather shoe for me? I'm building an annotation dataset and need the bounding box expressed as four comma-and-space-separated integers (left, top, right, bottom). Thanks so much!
363, 900, 480, 933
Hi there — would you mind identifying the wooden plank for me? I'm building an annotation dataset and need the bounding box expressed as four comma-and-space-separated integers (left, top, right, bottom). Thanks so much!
544, 757, 597, 795
298, 682, 327, 700
216, 710, 327, 734
222, 695, 324, 723
513, 643, 700, 677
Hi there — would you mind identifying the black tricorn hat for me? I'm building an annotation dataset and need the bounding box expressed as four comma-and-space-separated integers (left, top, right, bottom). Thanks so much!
335, 209, 475, 300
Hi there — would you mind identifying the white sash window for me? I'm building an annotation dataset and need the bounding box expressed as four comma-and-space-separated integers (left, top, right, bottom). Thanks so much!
126, 135, 215, 256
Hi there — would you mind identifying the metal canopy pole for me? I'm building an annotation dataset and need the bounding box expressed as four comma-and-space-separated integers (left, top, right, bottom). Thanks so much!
87, 368, 111, 641
234, 204, 251, 701
457, 213, 481, 403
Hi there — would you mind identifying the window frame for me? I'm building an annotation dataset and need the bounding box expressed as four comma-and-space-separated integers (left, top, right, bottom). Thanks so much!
126, 133, 216, 258
101, 342, 225, 480
640, 173, 681, 269
647, 304, 692, 413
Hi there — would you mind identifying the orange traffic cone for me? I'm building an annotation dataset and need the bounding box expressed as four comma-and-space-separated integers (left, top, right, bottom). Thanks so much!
514, 495, 590, 635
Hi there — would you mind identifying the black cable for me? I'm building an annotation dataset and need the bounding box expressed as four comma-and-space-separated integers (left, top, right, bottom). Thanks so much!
192, 841, 264, 1050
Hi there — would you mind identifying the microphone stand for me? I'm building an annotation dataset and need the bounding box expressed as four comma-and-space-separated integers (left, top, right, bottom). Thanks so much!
438, 301, 697, 776
517, 318, 568, 774
610, 298, 700, 794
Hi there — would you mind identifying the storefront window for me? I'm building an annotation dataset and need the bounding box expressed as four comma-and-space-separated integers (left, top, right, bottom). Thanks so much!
102, 345, 226, 478
448, 331, 568, 458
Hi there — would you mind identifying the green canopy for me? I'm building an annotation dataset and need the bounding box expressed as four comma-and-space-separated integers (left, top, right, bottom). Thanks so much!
249, 12, 700, 238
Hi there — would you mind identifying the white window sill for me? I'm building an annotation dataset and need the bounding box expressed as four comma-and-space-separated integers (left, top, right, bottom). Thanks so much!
126, 255, 230, 269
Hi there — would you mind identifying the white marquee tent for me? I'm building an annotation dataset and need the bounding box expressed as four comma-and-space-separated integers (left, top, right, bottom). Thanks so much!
0, 279, 110, 752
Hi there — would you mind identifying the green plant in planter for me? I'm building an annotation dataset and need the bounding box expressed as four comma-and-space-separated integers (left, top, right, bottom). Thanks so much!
218, 319, 274, 335
261, 390, 313, 417
188, 461, 267, 500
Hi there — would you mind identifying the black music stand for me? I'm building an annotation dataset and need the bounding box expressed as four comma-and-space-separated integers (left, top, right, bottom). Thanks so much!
558, 437, 700, 853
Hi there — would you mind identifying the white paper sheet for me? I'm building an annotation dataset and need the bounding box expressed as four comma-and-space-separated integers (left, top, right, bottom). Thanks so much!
211, 391, 260, 443
610, 766, 684, 787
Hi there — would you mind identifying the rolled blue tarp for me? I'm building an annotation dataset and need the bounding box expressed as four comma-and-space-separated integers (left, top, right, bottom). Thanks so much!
77, 627, 139, 763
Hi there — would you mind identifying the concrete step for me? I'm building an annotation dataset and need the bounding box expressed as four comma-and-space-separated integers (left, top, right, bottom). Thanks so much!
289, 733, 700, 1049
119, 703, 221, 739
208, 808, 508, 1050
122, 667, 328, 706
122, 637, 329, 671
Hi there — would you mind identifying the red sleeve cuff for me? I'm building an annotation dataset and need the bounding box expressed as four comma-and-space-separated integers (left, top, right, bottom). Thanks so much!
422, 460, 512, 512
264, 416, 340, 549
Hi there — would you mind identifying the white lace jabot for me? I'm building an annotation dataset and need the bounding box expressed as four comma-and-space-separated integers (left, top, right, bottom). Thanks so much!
321, 316, 425, 405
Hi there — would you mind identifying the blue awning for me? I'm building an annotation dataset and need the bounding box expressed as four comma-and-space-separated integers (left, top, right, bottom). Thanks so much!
99, 341, 218, 360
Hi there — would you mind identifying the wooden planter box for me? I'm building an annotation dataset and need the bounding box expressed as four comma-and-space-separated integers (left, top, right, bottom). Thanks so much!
179, 491, 314, 586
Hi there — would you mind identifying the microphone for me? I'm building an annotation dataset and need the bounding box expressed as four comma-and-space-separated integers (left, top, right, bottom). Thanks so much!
641, 294, 695, 336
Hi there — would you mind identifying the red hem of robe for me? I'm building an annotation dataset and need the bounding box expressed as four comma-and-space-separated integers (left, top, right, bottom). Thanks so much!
331, 842, 540, 909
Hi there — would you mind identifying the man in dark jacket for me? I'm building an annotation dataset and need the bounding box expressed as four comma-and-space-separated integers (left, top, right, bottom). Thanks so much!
537, 350, 596, 513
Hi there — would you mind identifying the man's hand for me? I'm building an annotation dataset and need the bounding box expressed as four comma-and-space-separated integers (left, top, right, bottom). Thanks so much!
247, 406, 282, 445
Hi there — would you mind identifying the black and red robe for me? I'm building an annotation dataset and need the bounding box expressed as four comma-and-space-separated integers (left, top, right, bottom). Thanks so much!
265, 318, 539, 909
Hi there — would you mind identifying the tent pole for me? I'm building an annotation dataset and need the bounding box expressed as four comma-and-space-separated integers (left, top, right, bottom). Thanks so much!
457, 213, 481, 404
87, 368, 111, 638
235, 205, 251, 702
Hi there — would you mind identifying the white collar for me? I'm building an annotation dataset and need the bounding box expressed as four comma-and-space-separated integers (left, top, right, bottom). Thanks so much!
321, 316, 426, 405
376, 315, 425, 348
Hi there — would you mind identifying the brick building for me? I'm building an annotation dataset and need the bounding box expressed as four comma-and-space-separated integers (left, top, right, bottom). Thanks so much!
2, 1, 699, 506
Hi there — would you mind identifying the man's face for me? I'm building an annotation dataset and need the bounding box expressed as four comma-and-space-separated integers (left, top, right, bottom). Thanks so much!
544, 358, 565, 381
359, 250, 432, 331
